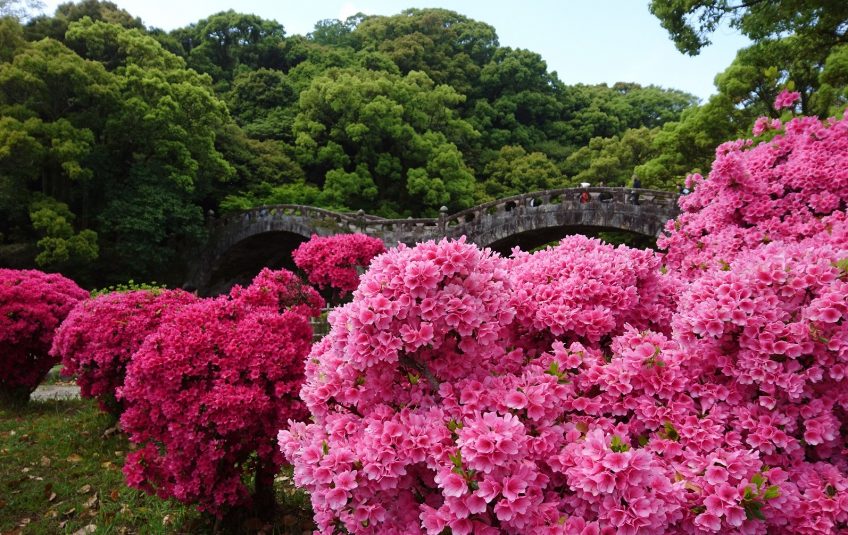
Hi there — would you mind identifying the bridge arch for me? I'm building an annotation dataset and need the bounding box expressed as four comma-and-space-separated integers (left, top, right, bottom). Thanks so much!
441, 189, 675, 252
188, 188, 679, 294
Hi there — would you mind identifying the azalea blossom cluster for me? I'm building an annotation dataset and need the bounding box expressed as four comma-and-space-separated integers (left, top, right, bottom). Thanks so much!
50, 288, 197, 415
292, 233, 387, 296
281, 107, 848, 533
0, 269, 88, 400
119, 268, 324, 516
509, 235, 678, 345
660, 105, 848, 275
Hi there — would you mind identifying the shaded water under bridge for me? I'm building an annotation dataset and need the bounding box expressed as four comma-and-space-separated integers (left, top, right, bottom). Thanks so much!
188, 187, 680, 294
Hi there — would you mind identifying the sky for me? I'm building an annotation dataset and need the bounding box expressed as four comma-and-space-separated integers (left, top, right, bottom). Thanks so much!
38, 0, 751, 101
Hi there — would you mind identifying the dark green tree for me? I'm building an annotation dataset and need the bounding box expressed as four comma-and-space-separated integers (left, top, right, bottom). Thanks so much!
171, 10, 286, 86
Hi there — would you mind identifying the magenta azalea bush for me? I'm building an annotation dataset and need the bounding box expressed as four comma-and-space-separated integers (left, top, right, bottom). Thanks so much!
119, 269, 324, 518
0, 269, 88, 401
280, 108, 848, 533
292, 233, 387, 297
229, 266, 325, 317
50, 289, 197, 415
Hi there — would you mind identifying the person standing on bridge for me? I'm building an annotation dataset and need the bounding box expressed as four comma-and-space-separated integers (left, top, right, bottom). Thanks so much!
630, 174, 641, 205
598, 181, 613, 203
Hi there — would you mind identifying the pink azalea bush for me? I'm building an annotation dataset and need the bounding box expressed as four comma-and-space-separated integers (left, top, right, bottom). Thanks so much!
50, 288, 197, 416
119, 269, 323, 518
509, 235, 679, 346
280, 109, 848, 533
292, 233, 387, 297
0, 269, 88, 402
660, 109, 848, 275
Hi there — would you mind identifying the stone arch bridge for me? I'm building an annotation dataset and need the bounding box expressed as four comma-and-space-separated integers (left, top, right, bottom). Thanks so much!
188, 187, 680, 294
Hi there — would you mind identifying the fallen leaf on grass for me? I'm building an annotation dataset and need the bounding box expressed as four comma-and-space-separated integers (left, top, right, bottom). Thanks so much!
71, 523, 96, 535
62, 507, 76, 516
48, 492, 57, 502
66, 454, 83, 463
162, 514, 174, 526
77, 484, 92, 494
84, 493, 98, 510
102, 426, 119, 439
100, 461, 116, 470
40, 456, 51, 467
109, 489, 120, 501
0, 498, 5, 508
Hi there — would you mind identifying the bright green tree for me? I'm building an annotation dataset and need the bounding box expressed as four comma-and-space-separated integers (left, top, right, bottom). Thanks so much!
479, 145, 564, 200
293, 68, 477, 216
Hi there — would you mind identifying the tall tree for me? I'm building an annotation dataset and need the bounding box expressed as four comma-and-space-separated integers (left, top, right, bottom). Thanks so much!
293, 68, 478, 216
351, 8, 499, 96
171, 10, 286, 86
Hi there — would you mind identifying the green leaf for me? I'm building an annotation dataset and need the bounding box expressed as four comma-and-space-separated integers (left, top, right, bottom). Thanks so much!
763, 485, 780, 500
662, 422, 680, 441
610, 435, 630, 453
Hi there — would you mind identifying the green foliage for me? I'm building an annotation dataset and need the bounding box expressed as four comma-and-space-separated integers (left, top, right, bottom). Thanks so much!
293, 68, 477, 215
479, 145, 564, 200
28, 195, 98, 271
226, 68, 297, 141
171, 10, 287, 85
352, 8, 499, 96
649, 0, 848, 56
564, 127, 660, 188
24, 0, 143, 42
90, 279, 164, 296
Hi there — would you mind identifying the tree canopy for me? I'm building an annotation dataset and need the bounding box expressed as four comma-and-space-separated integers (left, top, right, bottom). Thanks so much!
0, 1, 845, 287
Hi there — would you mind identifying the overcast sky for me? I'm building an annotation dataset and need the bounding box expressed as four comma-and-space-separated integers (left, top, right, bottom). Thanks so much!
39, 0, 751, 101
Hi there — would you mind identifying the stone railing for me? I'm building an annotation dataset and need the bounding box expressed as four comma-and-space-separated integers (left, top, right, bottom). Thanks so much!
212, 187, 678, 236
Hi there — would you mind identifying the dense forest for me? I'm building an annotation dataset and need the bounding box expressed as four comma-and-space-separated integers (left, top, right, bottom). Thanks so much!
0, 0, 846, 286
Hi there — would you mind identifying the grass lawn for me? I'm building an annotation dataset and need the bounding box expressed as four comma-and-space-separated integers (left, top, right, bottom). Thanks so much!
0, 398, 314, 534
